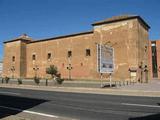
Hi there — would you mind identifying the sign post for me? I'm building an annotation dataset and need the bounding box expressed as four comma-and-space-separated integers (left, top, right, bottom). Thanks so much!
97, 44, 114, 87
109, 73, 112, 87
100, 73, 103, 88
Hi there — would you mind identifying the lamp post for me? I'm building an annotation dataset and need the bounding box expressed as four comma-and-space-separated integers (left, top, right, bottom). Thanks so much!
67, 64, 73, 80
10, 66, 15, 78
67, 57, 73, 80
33, 65, 39, 78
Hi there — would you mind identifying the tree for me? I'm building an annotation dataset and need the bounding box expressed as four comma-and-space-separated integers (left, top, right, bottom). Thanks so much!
46, 65, 64, 84
46, 65, 58, 78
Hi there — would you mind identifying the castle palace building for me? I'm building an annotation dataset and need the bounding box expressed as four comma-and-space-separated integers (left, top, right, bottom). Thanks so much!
3, 15, 150, 81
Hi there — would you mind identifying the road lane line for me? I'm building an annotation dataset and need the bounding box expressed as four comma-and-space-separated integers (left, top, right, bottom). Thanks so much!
0, 105, 58, 118
121, 103, 160, 108
23, 110, 58, 118
0, 91, 21, 95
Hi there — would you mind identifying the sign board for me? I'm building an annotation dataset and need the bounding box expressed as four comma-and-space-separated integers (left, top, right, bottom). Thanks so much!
97, 44, 114, 73
130, 72, 136, 77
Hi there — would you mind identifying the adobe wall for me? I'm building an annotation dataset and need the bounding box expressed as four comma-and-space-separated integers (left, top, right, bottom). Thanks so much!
26, 33, 94, 79
137, 20, 149, 66
92, 19, 141, 80
148, 41, 153, 79
137, 19, 149, 82
3, 41, 21, 78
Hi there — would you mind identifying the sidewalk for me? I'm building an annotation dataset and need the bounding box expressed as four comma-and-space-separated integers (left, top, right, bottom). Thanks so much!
1, 78, 103, 88
120, 79, 160, 91
0, 78, 150, 88
0, 79, 160, 97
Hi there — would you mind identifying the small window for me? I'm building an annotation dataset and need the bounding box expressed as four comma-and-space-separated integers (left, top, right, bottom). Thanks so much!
32, 54, 36, 60
12, 56, 15, 62
86, 49, 91, 56
68, 51, 72, 58
47, 53, 51, 60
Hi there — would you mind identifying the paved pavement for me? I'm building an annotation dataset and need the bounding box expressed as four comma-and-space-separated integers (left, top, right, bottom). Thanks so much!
1, 78, 160, 90
0, 78, 106, 88
0, 87, 160, 120
0, 79, 160, 97
120, 79, 160, 91
1, 77, 150, 88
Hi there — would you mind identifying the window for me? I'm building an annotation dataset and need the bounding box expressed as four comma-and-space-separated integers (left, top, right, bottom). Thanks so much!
12, 56, 15, 62
68, 51, 72, 58
47, 53, 51, 60
86, 49, 91, 56
32, 54, 36, 60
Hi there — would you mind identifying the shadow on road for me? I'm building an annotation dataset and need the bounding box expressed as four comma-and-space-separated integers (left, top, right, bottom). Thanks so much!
0, 94, 48, 119
129, 113, 160, 120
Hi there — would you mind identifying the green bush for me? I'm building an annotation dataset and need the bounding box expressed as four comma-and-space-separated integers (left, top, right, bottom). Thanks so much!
4, 77, 10, 83
55, 77, 64, 85
34, 76, 40, 85
1, 77, 4, 83
17, 78, 22, 85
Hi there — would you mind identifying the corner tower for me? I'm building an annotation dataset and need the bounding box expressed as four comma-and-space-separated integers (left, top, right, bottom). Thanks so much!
92, 15, 150, 80
3, 34, 32, 78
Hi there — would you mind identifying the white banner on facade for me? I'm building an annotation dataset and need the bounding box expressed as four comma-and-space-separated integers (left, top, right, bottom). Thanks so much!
97, 44, 114, 73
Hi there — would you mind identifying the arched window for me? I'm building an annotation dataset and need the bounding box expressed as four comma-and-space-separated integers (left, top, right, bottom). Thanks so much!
12, 56, 15, 62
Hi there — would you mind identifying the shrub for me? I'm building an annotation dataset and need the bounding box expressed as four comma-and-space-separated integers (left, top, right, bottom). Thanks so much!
34, 76, 40, 85
55, 73, 64, 84
4, 77, 10, 83
1, 77, 4, 83
17, 78, 22, 85
55, 77, 64, 85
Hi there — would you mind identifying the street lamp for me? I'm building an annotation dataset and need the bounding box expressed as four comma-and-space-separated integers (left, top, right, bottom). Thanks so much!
67, 55, 73, 80
10, 66, 15, 78
33, 65, 39, 78
67, 63, 73, 80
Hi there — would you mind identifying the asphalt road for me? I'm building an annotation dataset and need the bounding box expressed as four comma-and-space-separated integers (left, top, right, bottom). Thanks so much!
0, 87, 160, 120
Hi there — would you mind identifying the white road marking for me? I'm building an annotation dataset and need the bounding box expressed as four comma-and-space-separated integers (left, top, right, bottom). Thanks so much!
121, 103, 160, 108
0, 91, 21, 95
0, 105, 58, 118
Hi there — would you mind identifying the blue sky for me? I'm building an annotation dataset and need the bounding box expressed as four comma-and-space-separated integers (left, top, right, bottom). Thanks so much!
0, 0, 160, 60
